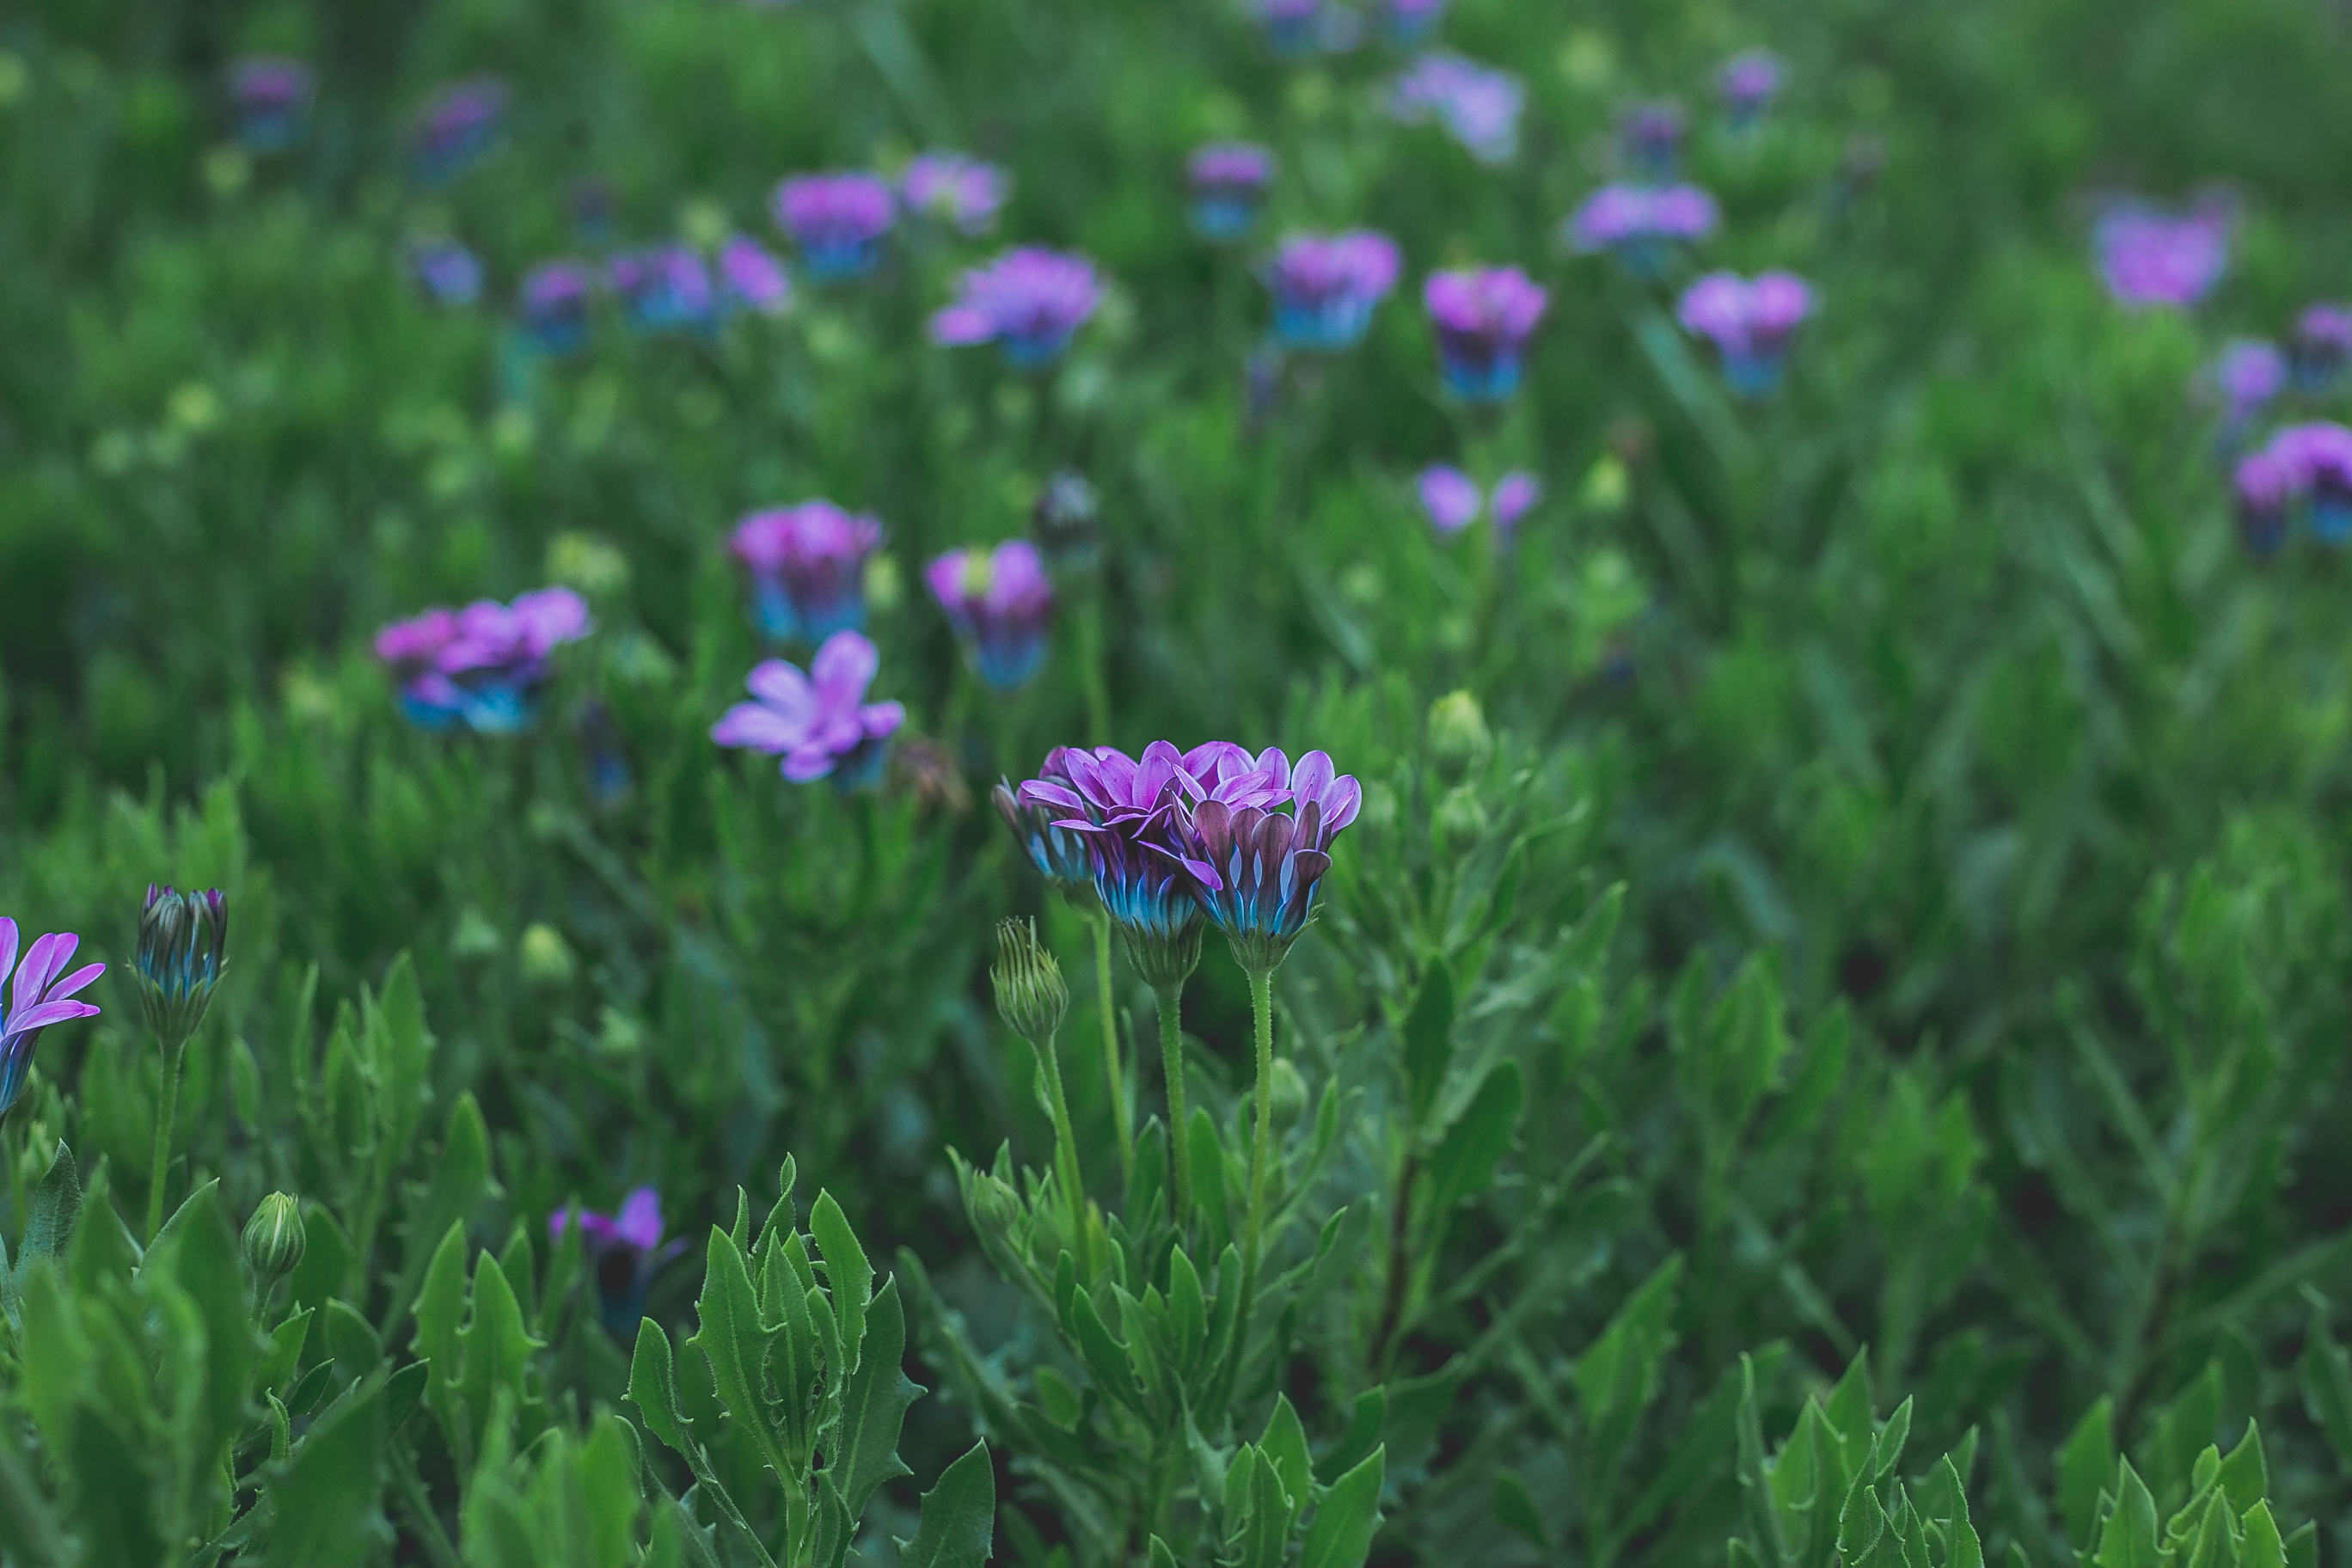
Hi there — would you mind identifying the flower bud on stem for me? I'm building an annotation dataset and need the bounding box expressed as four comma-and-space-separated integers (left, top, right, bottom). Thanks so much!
993, 919, 1086, 1253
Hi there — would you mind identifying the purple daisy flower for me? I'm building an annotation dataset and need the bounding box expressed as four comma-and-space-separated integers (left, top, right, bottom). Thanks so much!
1173, 749, 1361, 975
710, 630, 905, 787
1381, 0, 1446, 46
1718, 50, 1783, 130
1676, 270, 1814, 397
994, 747, 1098, 891
772, 173, 896, 282
2198, 339, 2287, 446
609, 245, 714, 335
1187, 142, 1277, 242
1565, 183, 1718, 276
2278, 422, 2352, 543
550, 1187, 690, 1336
1390, 52, 1524, 164
1264, 230, 1401, 352
412, 76, 507, 186
0, 922, 104, 1122
926, 540, 1055, 691
519, 260, 595, 355
1619, 101, 1687, 180
375, 586, 592, 733
409, 238, 484, 307
229, 56, 314, 153
1418, 465, 1540, 540
2233, 446, 2298, 556
2292, 303, 2352, 394
2093, 196, 2233, 310
929, 247, 1102, 370
901, 151, 1010, 236
1424, 266, 1547, 401
727, 501, 883, 642
718, 236, 793, 315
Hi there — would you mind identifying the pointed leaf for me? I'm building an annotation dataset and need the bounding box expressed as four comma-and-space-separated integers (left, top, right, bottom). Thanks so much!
897, 1442, 995, 1568
1301, 1446, 1385, 1568
830, 1276, 922, 1522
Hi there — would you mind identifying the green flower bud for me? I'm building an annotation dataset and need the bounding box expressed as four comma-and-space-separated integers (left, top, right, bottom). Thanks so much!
991, 917, 1069, 1045
1268, 1057, 1309, 1131
135, 885, 228, 1050
242, 1192, 307, 1289
1426, 689, 1491, 779
967, 1170, 1024, 1240
518, 922, 577, 986
1433, 783, 1489, 850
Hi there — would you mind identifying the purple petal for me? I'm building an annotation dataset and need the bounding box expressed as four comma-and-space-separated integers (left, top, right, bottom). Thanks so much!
0, 920, 18, 991
860, 700, 907, 738
712, 702, 803, 753
44, 962, 104, 1002
810, 631, 880, 709
782, 746, 838, 782
744, 659, 816, 722
614, 1187, 665, 1251
6, 999, 101, 1034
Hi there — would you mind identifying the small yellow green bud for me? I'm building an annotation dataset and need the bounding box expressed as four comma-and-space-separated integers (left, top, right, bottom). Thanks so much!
1268, 1057, 1309, 1131
1426, 689, 1491, 778
242, 1192, 307, 1288
518, 923, 577, 986
991, 918, 1069, 1045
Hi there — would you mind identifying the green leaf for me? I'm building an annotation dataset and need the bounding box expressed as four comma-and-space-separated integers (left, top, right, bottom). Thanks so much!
686, 1225, 787, 1472
1259, 1394, 1312, 1510
385, 1093, 499, 1331
628, 1317, 694, 1455
368, 953, 434, 1170
2057, 1398, 2116, 1552
2284, 1522, 2317, 1568
830, 1275, 922, 1523
0, 1413, 70, 1568
1147, 1536, 1179, 1568
580, 1411, 641, 1568
1401, 962, 1456, 1126
810, 1191, 873, 1376
2092, 1461, 2161, 1568
1069, 1283, 1145, 1412
21, 1142, 81, 1266
1420, 1061, 1523, 1223
1230, 1448, 1292, 1568
1870, 1397, 1913, 1482
1574, 1253, 1684, 1474
1493, 1470, 1547, 1547
897, 1442, 995, 1568
324, 1297, 383, 1373
456, 1251, 545, 1459
265, 1375, 388, 1567
1301, 1446, 1385, 1568
2297, 1305, 2352, 1476
1315, 1387, 1385, 1485
259, 1307, 313, 1395
2216, 1421, 2266, 1512
2240, 1502, 2287, 1568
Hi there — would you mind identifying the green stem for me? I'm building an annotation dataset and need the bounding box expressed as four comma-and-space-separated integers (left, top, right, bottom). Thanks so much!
1035, 1033, 1087, 1257
1245, 968, 1275, 1273
1093, 913, 1134, 1190
391, 1445, 463, 1568
1154, 983, 1191, 1223
146, 1038, 187, 1243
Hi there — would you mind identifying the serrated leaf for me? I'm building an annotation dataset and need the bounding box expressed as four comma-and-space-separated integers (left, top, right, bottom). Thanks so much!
1301, 1446, 1384, 1568
1231, 1448, 1291, 1568
385, 1093, 499, 1332
810, 1191, 873, 1377
22, 1142, 81, 1266
830, 1275, 921, 1522
2058, 1398, 2116, 1552
687, 1226, 787, 1473
897, 1442, 995, 1568
2094, 1461, 2161, 1568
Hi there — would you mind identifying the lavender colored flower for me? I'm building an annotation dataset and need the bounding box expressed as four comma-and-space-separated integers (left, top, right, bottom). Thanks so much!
1418, 465, 1540, 540
1677, 270, 1814, 397
926, 540, 1055, 690
902, 151, 1009, 236
412, 76, 507, 186
1188, 142, 1277, 242
2197, 339, 2286, 444
1619, 101, 1687, 180
1424, 266, 1547, 401
772, 173, 896, 282
712, 630, 905, 787
727, 501, 883, 642
609, 245, 714, 335
995, 748, 1098, 891
409, 239, 484, 307
550, 1187, 689, 1335
1264, 230, 1401, 351
0, 922, 104, 1122
134, 885, 228, 1049
1390, 52, 1524, 164
519, 260, 595, 355
2281, 422, 2352, 543
2093, 197, 2233, 310
1565, 184, 1718, 276
229, 56, 314, 153
1382, 0, 1446, 46
929, 247, 1102, 370
1255, 0, 1360, 57
1175, 748, 1360, 972
719, 236, 793, 315
2233, 447, 2297, 556
375, 586, 592, 733
1718, 50, 1783, 129
2292, 303, 2352, 394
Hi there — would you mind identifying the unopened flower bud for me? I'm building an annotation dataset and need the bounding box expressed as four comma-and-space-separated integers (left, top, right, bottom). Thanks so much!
1426, 689, 1491, 778
519, 923, 577, 986
1434, 783, 1489, 849
991, 918, 1069, 1045
968, 1171, 1023, 1239
135, 885, 228, 1049
242, 1192, 307, 1289
1268, 1057, 1308, 1131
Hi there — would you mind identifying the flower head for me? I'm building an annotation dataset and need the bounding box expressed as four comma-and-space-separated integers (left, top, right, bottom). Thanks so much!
2197, 339, 2286, 441
1424, 266, 1547, 401
1390, 53, 1524, 164
2233, 446, 2298, 556
1264, 230, 1401, 351
710, 630, 905, 787
926, 540, 1055, 690
991, 917, 1069, 1046
410, 239, 484, 307
1175, 749, 1361, 975
772, 173, 896, 281
2292, 303, 2352, 393
902, 152, 1009, 236
376, 586, 592, 733
1676, 270, 1813, 396
1565, 184, 1718, 275
1718, 50, 1783, 127
2093, 196, 2233, 310
609, 245, 714, 335
1188, 142, 1277, 241
726, 501, 884, 641
1619, 101, 1687, 180
0, 922, 104, 1123
1418, 465, 1539, 540
994, 747, 1098, 891
519, 260, 595, 355
2280, 421, 2352, 544
134, 885, 228, 1049
1382, 0, 1446, 46
412, 77, 507, 186
550, 1187, 690, 1336
929, 248, 1102, 370
718, 236, 793, 315
229, 57, 314, 153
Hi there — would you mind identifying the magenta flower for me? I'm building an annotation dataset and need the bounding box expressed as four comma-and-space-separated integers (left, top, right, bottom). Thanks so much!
609, 245, 714, 335
1676, 270, 1814, 396
1565, 184, 1718, 275
412, 76, 507, 186
2279, 422, 2352, 543
2233, 447, 2297, 556
229, 56, 313, 153
1424, 266, 1547, 401
929, 247, 1102, 369
550, 1187, 689, 1334
1188, 142, 1277, 241
410, 239, 484, 307
772, 173, 896, 282
926, 540, 1055, 691
2197, 339, 2287, 443
902, 152, 1009, 236
2293, 303, 2352, 393
719, 236, 793, 315
1265, 231, 1401, 351
519, 260, 595, 355
1718, 50, 1783, 128
1619, 101, 1687, 180
0, 922, 104, 1122
727, 501, 883, 642
2093, 197, 2233, 309
711, 630, 905, 787
1418, 465, 1540, 539
1390, 53, 1524, 164
1173, 749, 1362, 974
375, 587, 592, 733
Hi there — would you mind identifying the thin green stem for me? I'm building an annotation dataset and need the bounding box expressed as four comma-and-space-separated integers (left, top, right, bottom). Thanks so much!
1093, 913, 1134, 1190
1035, 1033, 1087, 1255
146, 1038, 187, 1243
1245, 967, 1275, 1273
1154, 983, 1191, 1222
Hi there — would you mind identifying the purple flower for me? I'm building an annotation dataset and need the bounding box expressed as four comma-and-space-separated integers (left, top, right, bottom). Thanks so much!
929, 247, 1102, 370
1424, 266, 1547, 401
1255, 0, 1361, 57
1418, 465, 1540, 539
1619, 101, 1687, 180
1718, 51, 1783, 128
2233, 447, 2297, 556
2278, 422, 2352, 543
0, 922, 104, 1122
927, 541, 1055, 691
1390, 53, 1524, 164
1264, 231, 1401, 352
229, 56, 313, 153
2197, 339, 2286, 443
995, 748, 1098, 891
519, 260, 595, 355
902, 152, 1009, 236
375, 587, 592, 733
1676, 270, 1814, 397
1381, 0, 1446, 46
772, 173, 896, 282
727, 501, 883, 642
719, 236, 793, 315
2292, 303, 2352, 393
1565, 184, 1718, 276
710, 630, 905, 787
609, 245, 714, 335
412, 77, 507, 186
1174, 750, 1361, 974
550, 1187, 689, 1335
1188, 142, 1277, 242
2093, 196, 2233, 310
409, 239, 484, 307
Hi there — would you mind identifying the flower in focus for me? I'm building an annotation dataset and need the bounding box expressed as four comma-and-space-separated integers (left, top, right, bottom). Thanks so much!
1417, 464, 1540, 540
376, 586, 592, 733
134, 885, 228, 1050
2196, 339, 2287, 446
1423, 266, 1547, 401
772, 172, 896, 282
1618, 100, 1686, 180
411, 76, 507, 186
928, 247, 1103, 370
726, 501, 884, 641
718, 236, 793, 315
995, 747, 1098, 891
1032, 469, 1101, 572
1263, 230, 1401, 352
1676, 270, 1814, 397
1381, 0, 1446, 46
1718, 50, 1783, 129
229, 56, 314, 153
1175, 749, 1361, 975
1565, 184, 1718, 276
1390, 52, 1524, 164
2093, 195, 2233, 310
2292, 303, 2352, 394
1187, 142, 1277, 242
0, 921, 104, 1123
609, 245, 715, 335
902, 151, 1009, 236
926, 540, 1056, 691
409, 238, 484, 307
519, 260, 596, 356
2233, 446, 2297, 556
550, 1187, 690, 1336
710, 629, 905, 787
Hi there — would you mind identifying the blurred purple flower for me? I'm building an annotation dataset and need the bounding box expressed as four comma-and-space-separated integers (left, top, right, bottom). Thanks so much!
927, 540, 1055, 690
711, 630, 905, 787
1390, 52, 1524, 163
2197, 339, 2286, 444
2233, 447, 2297, 556
609, 245, 714, 335
1264, 230, 1400, 351
1418, 465, 1540, 540
1424, 266, 1547, 401
1188, 142, 1277, 241
1676, 270, 1814, 396
0, 922, 104, 1123
412, 76, 507, 186
719, 236, 793, 315
229, 56, 313, 153
929, 247, 1102, 369
1381, 0, 1446, 46
1565, 183, 1718, 275
1718, 50, 1783, 129
519, 260, 595, 355
409, 239, 484, 307
1619, 101, 1686, 180
2280, 422, 2352, 543
551, 1187, 689, 1336
772, 173, 896, 282
376, 587, 592, 733
2093, 196, 2233, 310
727, 501, 883, 642
2292, 303, 2352, 394
902, 151, 1009, 236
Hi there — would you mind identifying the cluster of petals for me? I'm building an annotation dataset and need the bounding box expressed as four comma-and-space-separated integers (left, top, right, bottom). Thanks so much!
0, 920, 105, 1122
1676, 270, 1813, 395
609, 245, 714, 334
902, 151, 1010, 236
410, 239, 484, 307
1424, 266, 1547, 400
718, 236, 793, 314
2093, 197, 2233, 309
929, 247, 1102, 369
926, 540, 1056, 691
1389, 52, 1525, 164
375, 587, 591, 732
1565, 184, 1718, 268
1718, 50, 1783, 121
549, 1187, 688, 1332
2197, 339, 2287, 430
727, 501, 883, 642
1263, 231, 1401, 351
2233, 421, 2352, 552
772, 173, 897, 280
1188, 142, 1277, 240
1418, 465, 1540, 539
710, 630, 904, 784
1617, 101, 1687, 178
